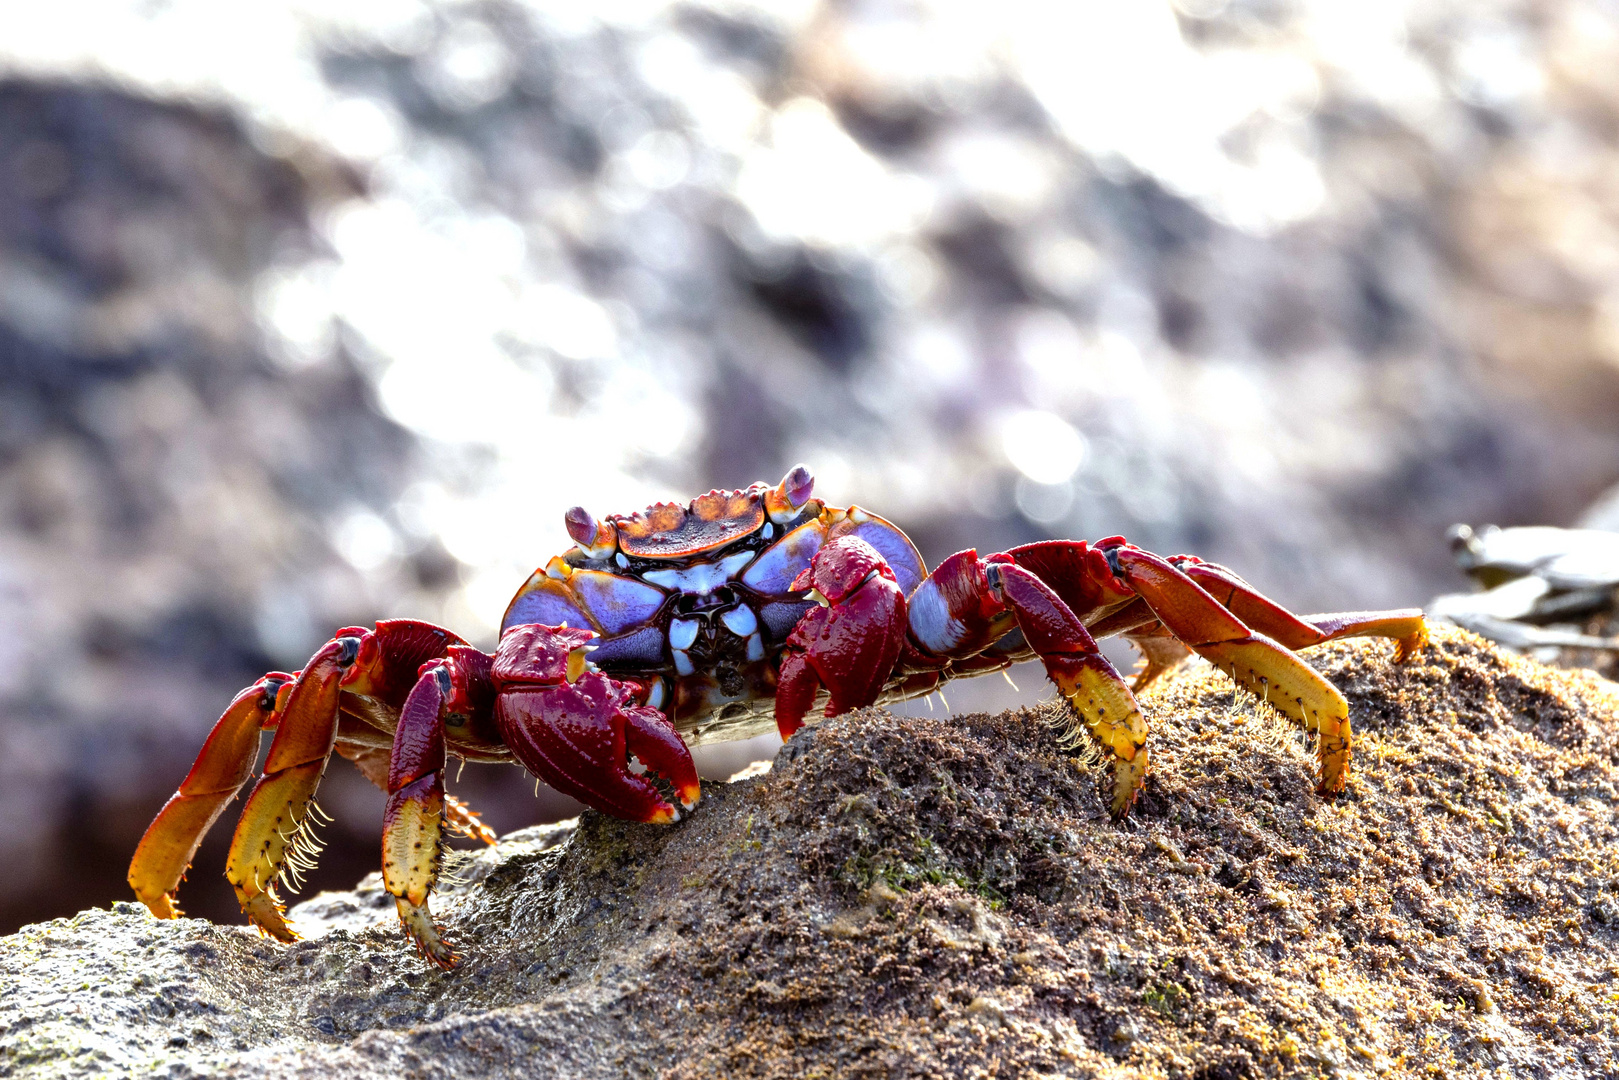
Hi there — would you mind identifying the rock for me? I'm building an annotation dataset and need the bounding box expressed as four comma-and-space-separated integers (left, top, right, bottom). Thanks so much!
7, 629, 1619, 1078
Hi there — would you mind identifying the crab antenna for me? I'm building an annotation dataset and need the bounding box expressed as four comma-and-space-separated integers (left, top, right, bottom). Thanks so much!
565, 507, 617, 556
766, 465, 815, 523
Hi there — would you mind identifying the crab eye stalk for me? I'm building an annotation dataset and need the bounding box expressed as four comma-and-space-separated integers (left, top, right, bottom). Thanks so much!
765, 464, 816, 523
565, 506, 618, 558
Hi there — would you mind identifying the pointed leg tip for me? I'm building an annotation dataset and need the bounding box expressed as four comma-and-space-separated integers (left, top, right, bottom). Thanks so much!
135, 891, 180, 920
240, 892, 299, 942
647, 803, 681, 825
397, 898, 458, 968
1393, 628, 1430, 663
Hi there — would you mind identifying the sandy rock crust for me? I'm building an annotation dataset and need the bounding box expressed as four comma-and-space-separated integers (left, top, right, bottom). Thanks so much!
5, 627, 1619, 1079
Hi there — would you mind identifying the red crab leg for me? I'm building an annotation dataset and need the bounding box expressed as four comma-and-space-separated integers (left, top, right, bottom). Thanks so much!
1109, 547, 1354, 795
224, 620, 464, 941
988, 563, 1152, 818
379, 646, 495, 968
494, 624, 700, 823
774, 535, 908, 738
127, 672, 291, 919
1175, 559, 1429, 661
336, 742, 497, 845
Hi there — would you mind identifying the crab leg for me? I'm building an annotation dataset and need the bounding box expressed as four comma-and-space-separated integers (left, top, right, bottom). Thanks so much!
379, 647, 495, 967
225, 635, 356, 940
1110, 548, 1353, 795
1177, 559, 1429, 661
128, 673, 291, 919
223, 620, 467, 940
990, 563, 1151, 817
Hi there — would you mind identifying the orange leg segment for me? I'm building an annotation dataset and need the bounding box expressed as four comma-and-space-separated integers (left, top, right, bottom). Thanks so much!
225, 635, 358, 940
991, 563, 1150, 817
1178, 559, 1428, 661
1112, 548, 1355, 795
127, 673, 291, 919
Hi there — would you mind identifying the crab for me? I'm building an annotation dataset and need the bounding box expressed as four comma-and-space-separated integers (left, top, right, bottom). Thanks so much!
1430, 523, 1619, 654
129, 466, 1429, 965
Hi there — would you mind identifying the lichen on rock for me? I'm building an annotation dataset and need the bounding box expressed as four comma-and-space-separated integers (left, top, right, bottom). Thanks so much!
6, 628, 1619, 1078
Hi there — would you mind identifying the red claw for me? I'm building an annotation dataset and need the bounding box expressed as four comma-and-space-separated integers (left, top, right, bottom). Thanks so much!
492, 624, 700, 823
775, 536, 907, 738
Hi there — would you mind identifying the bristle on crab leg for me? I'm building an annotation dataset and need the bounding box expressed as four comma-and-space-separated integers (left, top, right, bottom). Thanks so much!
1110, 548, 1352, 795
224, 637, 356, 941
989, 564, 1151, 817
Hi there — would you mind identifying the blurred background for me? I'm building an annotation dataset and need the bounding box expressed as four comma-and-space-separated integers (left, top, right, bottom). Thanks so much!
3, 0, 1618, 934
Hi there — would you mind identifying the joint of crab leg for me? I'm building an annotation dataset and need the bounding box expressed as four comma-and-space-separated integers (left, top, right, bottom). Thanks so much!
907, 550, 1011, 657
396, 896, 457, 969
565, 506, 618, 559
765, 464, 815, 523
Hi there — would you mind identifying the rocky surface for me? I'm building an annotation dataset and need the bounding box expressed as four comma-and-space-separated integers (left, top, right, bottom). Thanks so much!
8, 628, 1619, 1079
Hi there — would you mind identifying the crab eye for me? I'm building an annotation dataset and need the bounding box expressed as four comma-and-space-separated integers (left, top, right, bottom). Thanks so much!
565, 506, 597, 546
765, 465, 815, 522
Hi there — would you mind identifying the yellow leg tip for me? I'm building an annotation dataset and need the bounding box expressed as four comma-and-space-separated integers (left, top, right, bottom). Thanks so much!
397, 898, 458, 969
239, 890, 298, 943
1394, 624, 1430, 663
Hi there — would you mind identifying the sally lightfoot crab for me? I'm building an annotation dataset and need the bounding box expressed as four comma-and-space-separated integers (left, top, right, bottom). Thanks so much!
129, 466, 1428, 965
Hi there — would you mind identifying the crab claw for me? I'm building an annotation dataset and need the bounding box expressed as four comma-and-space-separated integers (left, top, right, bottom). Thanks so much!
774, 535, 907, 738
492, 624, 700, 822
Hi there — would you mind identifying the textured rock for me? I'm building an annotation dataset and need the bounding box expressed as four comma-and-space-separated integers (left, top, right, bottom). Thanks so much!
7, 629, 1619, 1078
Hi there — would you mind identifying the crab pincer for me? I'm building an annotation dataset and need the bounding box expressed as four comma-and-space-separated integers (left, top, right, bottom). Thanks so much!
774, 535, 908, 737
493, 624, 701, 823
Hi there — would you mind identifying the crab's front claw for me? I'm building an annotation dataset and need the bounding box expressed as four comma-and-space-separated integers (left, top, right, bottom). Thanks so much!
493, 624, 700, 823
774, 535, 907, 738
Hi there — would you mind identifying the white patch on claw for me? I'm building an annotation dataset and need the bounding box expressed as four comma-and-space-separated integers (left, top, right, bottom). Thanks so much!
746, 633, 765, 661
673, 649, 695, 676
